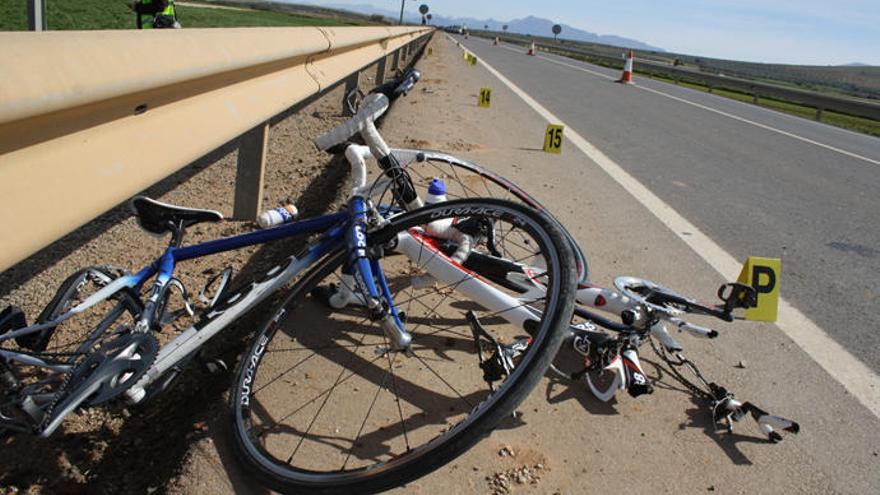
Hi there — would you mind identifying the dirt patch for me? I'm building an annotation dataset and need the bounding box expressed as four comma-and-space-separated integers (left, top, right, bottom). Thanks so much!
445, 139, 486, 152
402, 137, 485, 152
487, 444, 550, 494
405, 138, 439, 149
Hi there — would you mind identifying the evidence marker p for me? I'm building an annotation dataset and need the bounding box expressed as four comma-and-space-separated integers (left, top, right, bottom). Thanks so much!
737, 257, 781, 322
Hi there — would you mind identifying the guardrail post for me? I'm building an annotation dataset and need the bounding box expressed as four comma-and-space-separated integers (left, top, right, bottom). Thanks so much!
707, 84, 713, 94
753, 92, 759, 104
391, 49, 401, 72
375, 57, 387, 85
233, 122, 269, 220
815, 108, 824, 121
27, 0, 47, 31
342, 72, 359, 116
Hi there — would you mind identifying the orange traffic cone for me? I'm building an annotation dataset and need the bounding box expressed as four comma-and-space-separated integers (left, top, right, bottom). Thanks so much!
617, 50, 634, 84
527, 41, 536, 56
494, 36, 499, 46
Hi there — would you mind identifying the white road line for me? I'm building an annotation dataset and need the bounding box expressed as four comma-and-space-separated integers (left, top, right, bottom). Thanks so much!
452, 35, 880, 418
495, 41, 880, 167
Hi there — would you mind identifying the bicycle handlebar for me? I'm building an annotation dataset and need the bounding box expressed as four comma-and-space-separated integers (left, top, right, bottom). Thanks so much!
668, 317, 718, 339
314, 93, 391, 152
371, 68, 421, 101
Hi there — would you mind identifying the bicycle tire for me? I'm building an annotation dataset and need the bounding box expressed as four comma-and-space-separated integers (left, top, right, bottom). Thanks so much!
230, 198, 576, 494
389, 148, 590, 284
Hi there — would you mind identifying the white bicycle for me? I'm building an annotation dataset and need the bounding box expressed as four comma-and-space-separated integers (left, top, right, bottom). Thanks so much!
354, 69, 800, 444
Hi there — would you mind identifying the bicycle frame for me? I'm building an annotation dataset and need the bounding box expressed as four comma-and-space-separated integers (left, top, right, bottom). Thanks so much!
3, 193, 555, 437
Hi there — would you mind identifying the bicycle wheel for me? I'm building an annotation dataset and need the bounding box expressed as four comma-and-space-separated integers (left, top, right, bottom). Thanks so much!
230, 198, 576, 494
389, 148, 590, 284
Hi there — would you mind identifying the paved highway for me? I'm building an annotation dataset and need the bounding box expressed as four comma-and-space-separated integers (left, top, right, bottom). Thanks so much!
457, 35, 880, 374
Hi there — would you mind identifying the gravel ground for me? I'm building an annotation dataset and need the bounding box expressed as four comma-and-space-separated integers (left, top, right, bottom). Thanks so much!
0, 48, 415, 493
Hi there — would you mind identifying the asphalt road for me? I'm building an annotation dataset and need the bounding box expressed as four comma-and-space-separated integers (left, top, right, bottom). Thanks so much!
457, 35, 880, 373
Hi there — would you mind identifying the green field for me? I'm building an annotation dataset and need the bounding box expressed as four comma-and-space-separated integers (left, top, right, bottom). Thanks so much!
648, 73, 880, 137
535, 42, 880, 138
0, 1, 360, 31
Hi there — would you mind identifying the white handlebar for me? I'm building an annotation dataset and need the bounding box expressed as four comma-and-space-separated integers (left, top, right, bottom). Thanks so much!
314, 93, 390, 151
669, 317, 718, 338
344, 144, 372, 194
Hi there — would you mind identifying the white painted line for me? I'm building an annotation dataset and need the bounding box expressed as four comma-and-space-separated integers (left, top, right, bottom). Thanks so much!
496, 41, 880, 167
451, 35, 880, 418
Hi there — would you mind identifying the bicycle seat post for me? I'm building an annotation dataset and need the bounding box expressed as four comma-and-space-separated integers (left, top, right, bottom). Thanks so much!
167, 220, 185, 248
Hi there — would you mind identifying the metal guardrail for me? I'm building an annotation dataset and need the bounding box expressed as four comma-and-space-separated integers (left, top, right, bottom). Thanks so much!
471, 32, 880, 122
0, 26, 433, 273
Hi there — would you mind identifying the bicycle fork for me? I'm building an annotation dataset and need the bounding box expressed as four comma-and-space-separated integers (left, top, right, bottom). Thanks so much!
347, 198, 411, 351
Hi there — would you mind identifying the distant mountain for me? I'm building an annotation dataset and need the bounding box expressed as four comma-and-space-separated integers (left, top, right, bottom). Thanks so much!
292, 2, 663, 52
494, 16, 663, 52
843, 62, 870, 67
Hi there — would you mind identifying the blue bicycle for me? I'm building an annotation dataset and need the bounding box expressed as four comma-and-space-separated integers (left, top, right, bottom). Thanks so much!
0, 73, 576, 493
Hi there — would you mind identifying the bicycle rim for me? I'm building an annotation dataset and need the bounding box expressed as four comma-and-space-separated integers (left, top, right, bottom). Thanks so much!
230, 199, 576, 493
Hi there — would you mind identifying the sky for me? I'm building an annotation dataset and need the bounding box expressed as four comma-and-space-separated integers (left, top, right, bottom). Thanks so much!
303, 0, 880, 65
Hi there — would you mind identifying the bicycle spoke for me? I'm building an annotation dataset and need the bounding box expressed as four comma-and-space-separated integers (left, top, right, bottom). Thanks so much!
411, 351, 474, 409
252, 352, 318, 397
383, 346, 410, 453
341, 354, 394, 469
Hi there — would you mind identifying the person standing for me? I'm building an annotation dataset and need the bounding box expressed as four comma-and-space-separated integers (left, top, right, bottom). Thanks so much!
131, 0, 180, 29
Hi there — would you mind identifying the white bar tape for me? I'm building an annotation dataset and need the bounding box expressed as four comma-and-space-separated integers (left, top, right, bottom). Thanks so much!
314, 93, 390, 151
344, 144, 372, 193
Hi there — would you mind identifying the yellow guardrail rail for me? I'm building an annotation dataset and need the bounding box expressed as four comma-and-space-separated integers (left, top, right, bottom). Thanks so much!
0, 26, 432, 273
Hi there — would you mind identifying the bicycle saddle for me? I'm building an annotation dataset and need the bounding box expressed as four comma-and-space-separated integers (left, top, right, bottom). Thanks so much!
131, 196, 223, 235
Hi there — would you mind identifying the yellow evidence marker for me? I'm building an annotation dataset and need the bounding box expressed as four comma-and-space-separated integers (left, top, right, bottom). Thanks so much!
737, 257, 781, 321
427, 47, 433, 56
543, 124, 564, 153
469, 54, 478, 65
478, 87, 492, 108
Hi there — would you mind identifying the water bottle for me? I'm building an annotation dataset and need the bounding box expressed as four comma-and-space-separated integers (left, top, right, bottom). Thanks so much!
424, 178, 454, 237
424, 178, 447, 205
257, 204, 299, 229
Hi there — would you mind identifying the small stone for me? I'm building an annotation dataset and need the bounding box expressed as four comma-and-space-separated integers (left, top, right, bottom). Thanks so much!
708, 486, 715, 492
736, 360, 747, 369
498, 446, 514, 457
